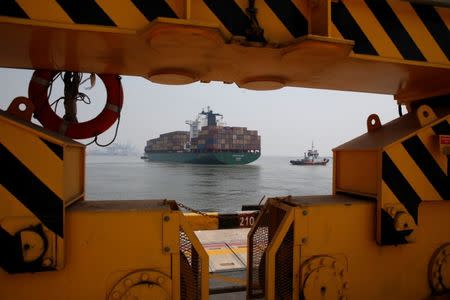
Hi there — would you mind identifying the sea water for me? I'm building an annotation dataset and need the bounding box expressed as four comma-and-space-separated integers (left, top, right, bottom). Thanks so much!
86, 155, 332, 212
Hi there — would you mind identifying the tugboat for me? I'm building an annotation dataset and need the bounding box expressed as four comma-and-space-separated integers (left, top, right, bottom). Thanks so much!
290, 142, 329, 166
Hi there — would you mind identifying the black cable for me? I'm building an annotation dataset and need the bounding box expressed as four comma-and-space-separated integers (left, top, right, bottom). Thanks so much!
46, 72, 121, 147
84, 114, 121, 147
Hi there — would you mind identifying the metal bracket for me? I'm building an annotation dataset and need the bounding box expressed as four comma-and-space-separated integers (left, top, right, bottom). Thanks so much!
0, 221, 57, 273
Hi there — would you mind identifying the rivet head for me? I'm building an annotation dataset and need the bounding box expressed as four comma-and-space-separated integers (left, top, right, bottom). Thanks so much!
141, 273, 149, 281
301, 238, 308, 244
303, 210, 308, 216
157, 276, 164, 284
164, 246, 171, 253
112, 291, 120, 299
343, 282, 349, 289
42, 258, 53, 267
163, 215, 170, 222
125, 279, 133, 286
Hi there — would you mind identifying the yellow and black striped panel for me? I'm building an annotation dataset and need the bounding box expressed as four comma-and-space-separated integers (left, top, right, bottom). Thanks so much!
0, 0, 309, 43
380, 118, 450, 245
331, 0, 450, 66
0, 122, 64, 273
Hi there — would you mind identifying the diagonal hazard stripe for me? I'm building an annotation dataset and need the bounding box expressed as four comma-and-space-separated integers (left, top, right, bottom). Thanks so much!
386, 145, 442, 200
432, 119, 450, 136
56, 0, 115, 26
0, 0, 28, 18
432, 119, 450, 190
0, 226, 22, 273
0, 144, 63, 237
365, 0, 425, 61
203, 0, 250, 37
412, 4, 450, 61
402, 136, 449, 200
264, 0, 308, 37
131, 0, 177, 21
382, 152, 421, 222
418, 127, 447, 173
40, 138, 63, 160
331, 1, 378, 56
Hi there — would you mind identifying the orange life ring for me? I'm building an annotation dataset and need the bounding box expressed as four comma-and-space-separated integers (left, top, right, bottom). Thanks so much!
28, 70, 123, 139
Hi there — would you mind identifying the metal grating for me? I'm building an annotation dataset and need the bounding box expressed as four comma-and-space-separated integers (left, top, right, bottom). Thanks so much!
275, 224, 294, 299
248, 203, 288, 298
248, 207, 269, 298
180, 227, 202, 300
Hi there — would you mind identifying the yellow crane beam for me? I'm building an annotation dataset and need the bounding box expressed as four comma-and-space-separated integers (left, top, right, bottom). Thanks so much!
0, 0, 449, 102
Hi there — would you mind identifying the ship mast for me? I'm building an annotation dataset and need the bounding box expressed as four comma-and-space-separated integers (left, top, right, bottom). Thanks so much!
200, 106, 222, 127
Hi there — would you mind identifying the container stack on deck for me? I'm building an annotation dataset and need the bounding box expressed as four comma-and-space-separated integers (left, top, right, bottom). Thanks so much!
145, 131, 189, 152
190, 126, 260, 152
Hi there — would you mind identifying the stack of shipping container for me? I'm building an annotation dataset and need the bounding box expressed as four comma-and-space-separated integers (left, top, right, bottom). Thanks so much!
145, 131, 190, 152
191, 126, 260, 152
145, 127, 261, 153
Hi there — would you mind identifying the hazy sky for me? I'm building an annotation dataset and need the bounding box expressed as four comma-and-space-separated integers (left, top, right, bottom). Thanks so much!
0, 67, 400, 156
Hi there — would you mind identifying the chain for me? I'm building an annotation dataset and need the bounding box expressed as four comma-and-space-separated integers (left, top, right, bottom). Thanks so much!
176, 201, 218, 218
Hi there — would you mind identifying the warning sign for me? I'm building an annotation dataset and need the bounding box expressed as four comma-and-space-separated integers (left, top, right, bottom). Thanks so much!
440, 135, 450, 145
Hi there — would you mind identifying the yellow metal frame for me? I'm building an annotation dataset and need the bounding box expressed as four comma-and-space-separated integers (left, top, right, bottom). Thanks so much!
179, 214, 210, 299
0, 1, 449, 100
265, 200, 296, 300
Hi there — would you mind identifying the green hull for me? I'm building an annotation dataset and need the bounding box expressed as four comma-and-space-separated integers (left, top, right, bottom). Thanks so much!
143, 151, 260, 165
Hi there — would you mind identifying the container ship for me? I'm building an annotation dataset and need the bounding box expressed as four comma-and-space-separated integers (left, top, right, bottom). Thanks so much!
143, 108, 261, 164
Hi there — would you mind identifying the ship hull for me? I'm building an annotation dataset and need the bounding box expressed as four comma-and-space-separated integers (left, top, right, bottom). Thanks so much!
144, 151, 261, 165
290, 159, 329, 166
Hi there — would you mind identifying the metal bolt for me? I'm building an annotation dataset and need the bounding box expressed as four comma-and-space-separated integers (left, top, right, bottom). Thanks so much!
141, 273, 149, 281
163, 215, 170, 222
340, 270, 345, 277
157, 276, 164, 284
125, 279, 133, 286
164, 246, 171, 253
303, 210, 308, 216
343, 282, 349, 289
301, 237, 308, 244
42, 257, 53, 267
112, 291, 120, 299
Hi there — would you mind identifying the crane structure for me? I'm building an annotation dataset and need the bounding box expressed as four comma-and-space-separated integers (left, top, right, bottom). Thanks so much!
0, 1, 449, 299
